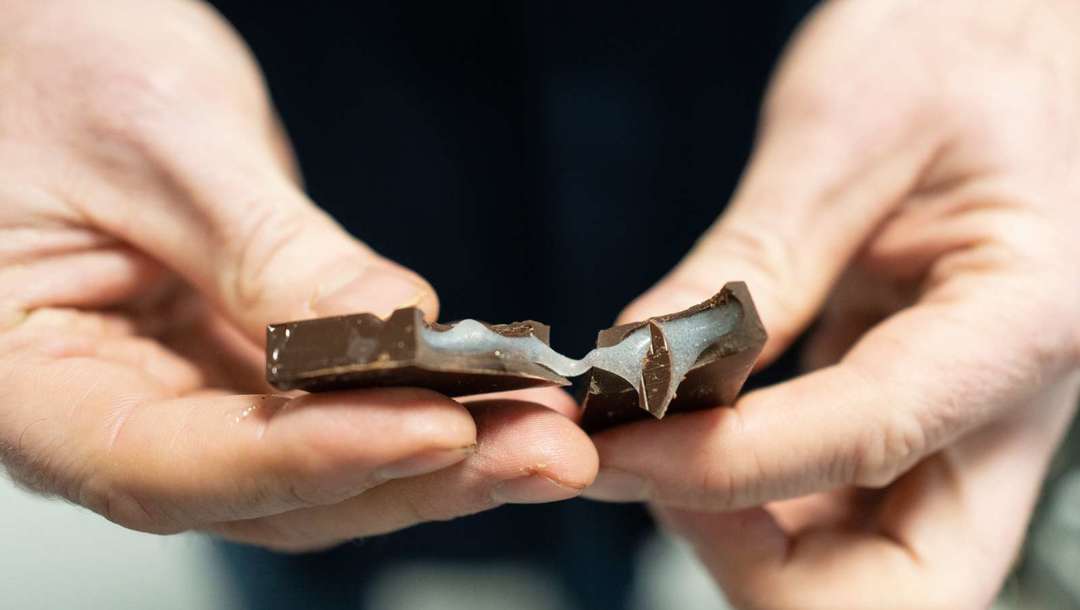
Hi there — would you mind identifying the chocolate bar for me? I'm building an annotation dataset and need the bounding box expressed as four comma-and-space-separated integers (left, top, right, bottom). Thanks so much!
266, 282, 766, 432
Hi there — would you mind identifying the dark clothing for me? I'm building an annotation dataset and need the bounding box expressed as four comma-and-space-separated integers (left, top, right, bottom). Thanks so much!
207, 3, 816, 608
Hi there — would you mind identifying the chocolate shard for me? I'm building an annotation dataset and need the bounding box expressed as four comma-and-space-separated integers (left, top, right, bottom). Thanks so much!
579, 281, 767, 433
267, 308, 570, 395
640, 320, 673, 418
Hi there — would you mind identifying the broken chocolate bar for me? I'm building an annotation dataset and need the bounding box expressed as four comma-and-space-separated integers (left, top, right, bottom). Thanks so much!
266, 282, 766, 432
578, 282, 766, 432
267, 308, 569, 395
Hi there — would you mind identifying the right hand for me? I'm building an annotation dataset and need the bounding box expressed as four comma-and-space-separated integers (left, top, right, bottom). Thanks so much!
588, 0, 1080, 606
0, 0, 597, 551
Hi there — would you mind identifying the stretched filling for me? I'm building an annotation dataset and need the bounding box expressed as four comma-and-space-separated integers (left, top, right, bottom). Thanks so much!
417, 301, 740, 396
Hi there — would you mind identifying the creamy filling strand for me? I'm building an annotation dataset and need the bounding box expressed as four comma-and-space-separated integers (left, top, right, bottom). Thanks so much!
417, 302, 740, 396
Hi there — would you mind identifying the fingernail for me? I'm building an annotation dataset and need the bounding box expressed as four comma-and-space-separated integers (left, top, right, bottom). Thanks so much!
581, 469, 650, 502
491, 475, 583, 505
314, 265, 433, 318
375, 445, 474, 481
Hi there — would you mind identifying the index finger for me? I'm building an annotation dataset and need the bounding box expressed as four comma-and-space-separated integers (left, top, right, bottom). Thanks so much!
1, 341, 477, 533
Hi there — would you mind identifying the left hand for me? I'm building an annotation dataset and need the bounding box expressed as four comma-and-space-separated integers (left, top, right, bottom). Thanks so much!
584, 1, 1080, 607
0, 0, 596, 552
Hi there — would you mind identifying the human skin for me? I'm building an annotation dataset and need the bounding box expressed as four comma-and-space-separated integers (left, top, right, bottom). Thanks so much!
586, 0, 1080, 608
0, 0, 597, 552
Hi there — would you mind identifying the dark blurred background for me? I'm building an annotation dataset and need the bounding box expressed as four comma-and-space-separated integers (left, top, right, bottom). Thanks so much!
207, 3, 818, 609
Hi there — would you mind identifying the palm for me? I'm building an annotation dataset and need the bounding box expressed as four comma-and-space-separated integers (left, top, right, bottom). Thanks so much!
2, 246, 271, 517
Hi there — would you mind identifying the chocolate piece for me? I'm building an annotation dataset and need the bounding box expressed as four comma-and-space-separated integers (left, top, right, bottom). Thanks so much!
267, 307, 569, 395
579, 282, 766, 432
265, 282, 765, 432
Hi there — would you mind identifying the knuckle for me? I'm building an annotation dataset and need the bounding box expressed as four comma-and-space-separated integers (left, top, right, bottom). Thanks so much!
399, 490, 454, 525
282, 476, 359, 509
707, 223, 790, 286
696, 408, 753, 509
270, 410, 380, 491
1017, 278, 1080, 373
72, 7, 253, 143
766, 78, 849, 131
764, 70, 933, 162
851, 407, 926, 488
224, 203, 311, 312
697, 459, 739, 510
84, 67, 185, 143
76, 62, 212, 166
78, 474, 183, 535
701, 222, 805, 334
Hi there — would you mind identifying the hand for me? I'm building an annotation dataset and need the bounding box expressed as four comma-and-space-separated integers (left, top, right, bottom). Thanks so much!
585, 0, 1080, 607
0, 0, 596, 552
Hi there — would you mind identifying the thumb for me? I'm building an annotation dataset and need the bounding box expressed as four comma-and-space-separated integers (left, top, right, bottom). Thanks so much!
174, 179, 436, 341
85, 114, 437, 342
206, 184, 440, 340
620, 93, 939, 365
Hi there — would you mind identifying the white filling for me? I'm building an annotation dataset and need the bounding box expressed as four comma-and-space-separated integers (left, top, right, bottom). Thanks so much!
657, 303, 741, 395
418, 320, 592, 376
417, 302, 739, 395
